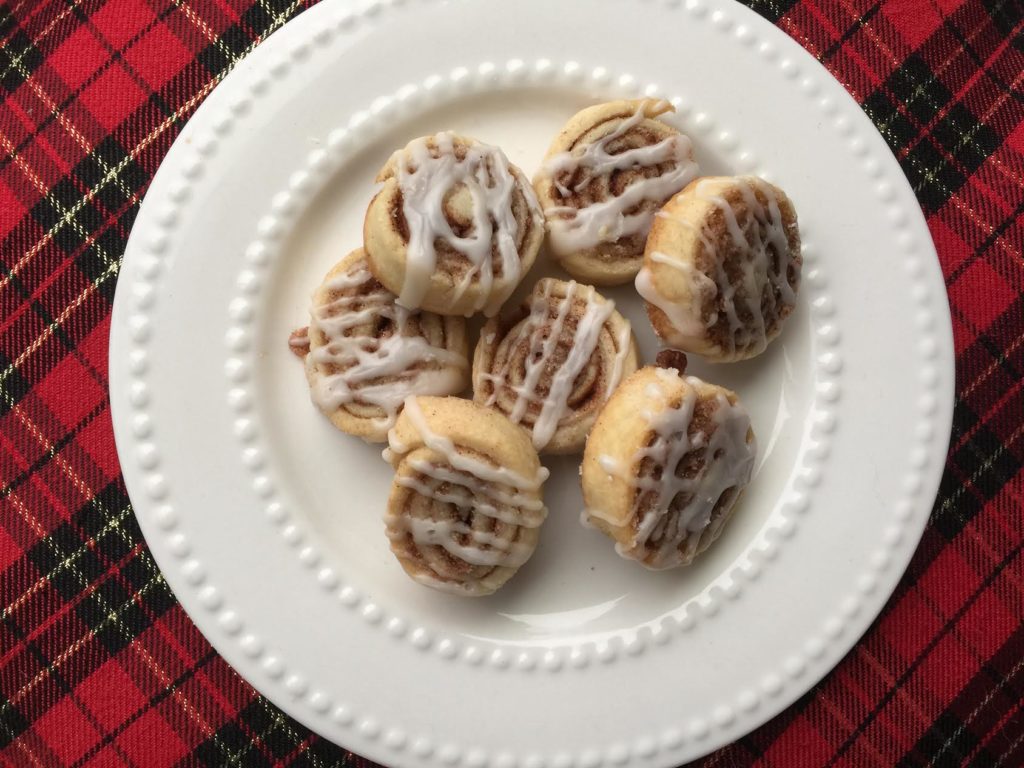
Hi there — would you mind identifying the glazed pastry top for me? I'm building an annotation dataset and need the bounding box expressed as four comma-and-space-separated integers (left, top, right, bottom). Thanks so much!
307, 256, 467, 431
386, 132, 543, 316
383, 397, 548, 595
477, 279, 634, 451
541, 100, 698, 254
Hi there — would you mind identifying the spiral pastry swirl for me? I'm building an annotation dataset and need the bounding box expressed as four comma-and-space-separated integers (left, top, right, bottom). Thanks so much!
473, 278, 639, 454
581, 366, 756, 569
384, 397, 548, 596
636, 176, 802, 362
534, 99, 699, 286
302, 249, 469, 443
364, 132, 545, 318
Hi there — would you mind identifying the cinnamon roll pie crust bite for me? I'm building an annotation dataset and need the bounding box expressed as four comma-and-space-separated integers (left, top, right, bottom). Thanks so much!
301, 248, 469, 443
364, 132, 545, 318
637, 175, 802, 362
384, 396, 549, 597
472, 278, 639, 454
581, 365, 756, 570
534, 99, 699, 286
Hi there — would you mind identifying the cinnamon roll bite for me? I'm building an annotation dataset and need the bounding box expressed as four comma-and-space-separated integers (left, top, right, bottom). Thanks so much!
364, 132, 545, 318
298, 248, 469, 443
636, 176, 802, 362
534, 99, 699, 286
581, 364, 756, 569
472, 278, 638, 454
384, 396, 548, 596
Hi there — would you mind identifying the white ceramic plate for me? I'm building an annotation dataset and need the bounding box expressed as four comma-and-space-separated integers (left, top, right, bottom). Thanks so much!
109, 0, 954, 765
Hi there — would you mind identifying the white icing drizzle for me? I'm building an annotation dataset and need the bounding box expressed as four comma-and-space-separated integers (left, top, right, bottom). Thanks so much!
403, 458, 544, 520
482, 281, 629, 450
307, 263, 466, 431
385, 398, 548, 592
606, 322, 634, 399
392, 132, 541, 317
598, 454, 621, 475
594, 373, 755, 569
635, 252, 713, 340
543, 101, 699, 253
635, 177, 797, 357
577, 508, 601, 531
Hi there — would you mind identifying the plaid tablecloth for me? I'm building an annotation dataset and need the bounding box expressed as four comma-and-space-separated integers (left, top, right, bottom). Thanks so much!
1, 0, 1022, 766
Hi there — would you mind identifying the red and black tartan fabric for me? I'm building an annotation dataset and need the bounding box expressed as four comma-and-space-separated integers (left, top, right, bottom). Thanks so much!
0, 0, 1022, 765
